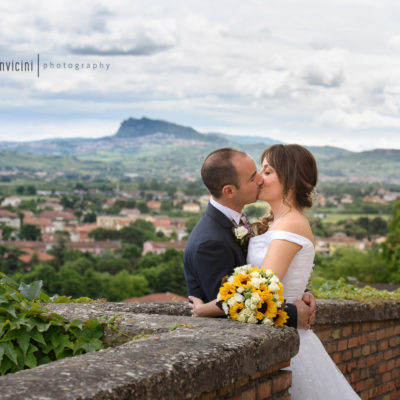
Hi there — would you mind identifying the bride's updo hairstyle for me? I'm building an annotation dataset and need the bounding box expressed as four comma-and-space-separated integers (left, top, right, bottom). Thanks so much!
253, 144, 318, 234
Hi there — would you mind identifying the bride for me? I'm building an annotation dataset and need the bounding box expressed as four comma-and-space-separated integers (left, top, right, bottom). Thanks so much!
189, 144, 360, 399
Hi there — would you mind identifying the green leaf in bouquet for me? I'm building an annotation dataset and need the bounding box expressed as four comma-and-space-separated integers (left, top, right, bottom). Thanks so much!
0, 345, 4, 363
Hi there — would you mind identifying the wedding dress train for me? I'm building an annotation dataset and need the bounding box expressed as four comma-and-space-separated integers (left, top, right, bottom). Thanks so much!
247, 230, 360, 399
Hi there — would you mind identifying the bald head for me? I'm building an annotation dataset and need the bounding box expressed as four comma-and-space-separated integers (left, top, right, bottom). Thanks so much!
201, 148, 247, 198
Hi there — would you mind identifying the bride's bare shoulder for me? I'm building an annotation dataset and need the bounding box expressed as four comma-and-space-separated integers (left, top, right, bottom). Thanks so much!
275, 212, 313, 241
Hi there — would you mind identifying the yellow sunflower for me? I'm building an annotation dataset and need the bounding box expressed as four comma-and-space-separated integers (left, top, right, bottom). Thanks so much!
219, 283, 236, 301
259, 296, 278, 320
229, 303, 244, 320
232, 273, 251, 288
278, 282, 284, 296
274, 309, 289, 327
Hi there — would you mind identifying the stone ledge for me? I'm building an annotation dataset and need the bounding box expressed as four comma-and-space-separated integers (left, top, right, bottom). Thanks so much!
0, 302, 299, 400
315, 299, 400, 325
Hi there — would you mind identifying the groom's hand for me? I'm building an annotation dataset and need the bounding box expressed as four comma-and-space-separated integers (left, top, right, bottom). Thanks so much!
294, 300, 312, 329
302, 292, 316, 326
188, 296, 205, 317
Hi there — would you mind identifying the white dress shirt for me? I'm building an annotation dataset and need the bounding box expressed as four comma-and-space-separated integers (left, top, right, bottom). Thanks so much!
210, 197, 243, 226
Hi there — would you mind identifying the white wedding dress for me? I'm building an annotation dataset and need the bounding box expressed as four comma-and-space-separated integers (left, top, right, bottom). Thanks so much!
247, 230, 360, 400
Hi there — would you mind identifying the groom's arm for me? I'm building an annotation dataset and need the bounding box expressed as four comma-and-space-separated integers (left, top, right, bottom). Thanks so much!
193, 240, 235, 302
285, 303, 298, 328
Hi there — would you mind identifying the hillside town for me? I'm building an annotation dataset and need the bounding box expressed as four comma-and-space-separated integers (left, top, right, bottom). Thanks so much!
1, 184, 399, 268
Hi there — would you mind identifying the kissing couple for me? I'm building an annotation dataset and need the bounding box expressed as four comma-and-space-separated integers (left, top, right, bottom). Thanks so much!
183, 144, 360, 399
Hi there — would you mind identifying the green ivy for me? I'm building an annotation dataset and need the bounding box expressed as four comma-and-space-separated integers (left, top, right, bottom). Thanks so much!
310, 277, 400, 301
0, 273, 104, 375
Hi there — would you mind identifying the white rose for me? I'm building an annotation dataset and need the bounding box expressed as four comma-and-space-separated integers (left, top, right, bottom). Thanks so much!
251, 292, 261, 303
237, 286, 244, 293
222, 302, 229, 315
227, 276, 234, 283
233, 293, 244, 303
250, 278, 262, 289
216, 292, 221, 302
247, 314, 258, 324
245, 299, 257, 311
250, 271, 259, 278
237, 312, 246, 322
276, 301, 282, 308
273, 294, 280, 301
262, 317, 274, 326
234, 226, 249, 239
269, 282, 280, 292
270, 275, 280, 284
227, 297, 237, 307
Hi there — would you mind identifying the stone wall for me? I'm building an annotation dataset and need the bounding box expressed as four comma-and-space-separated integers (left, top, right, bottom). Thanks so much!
0, 300, 399, 400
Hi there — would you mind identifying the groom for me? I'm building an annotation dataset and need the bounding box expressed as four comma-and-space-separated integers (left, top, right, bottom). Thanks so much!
183, 148, 315, 329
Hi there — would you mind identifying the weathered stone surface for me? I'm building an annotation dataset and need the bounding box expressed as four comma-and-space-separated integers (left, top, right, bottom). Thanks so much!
315, 299, 400, 325
0, 302, 299, 400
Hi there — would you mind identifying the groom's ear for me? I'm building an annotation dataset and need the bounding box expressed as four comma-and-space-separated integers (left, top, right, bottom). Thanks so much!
221, 184, 236, 199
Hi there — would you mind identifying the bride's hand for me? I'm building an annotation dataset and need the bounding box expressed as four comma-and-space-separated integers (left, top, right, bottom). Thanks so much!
188, 296, 205, 317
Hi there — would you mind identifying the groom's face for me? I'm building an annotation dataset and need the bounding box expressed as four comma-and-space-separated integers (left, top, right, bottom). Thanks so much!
232, 155, 263, 206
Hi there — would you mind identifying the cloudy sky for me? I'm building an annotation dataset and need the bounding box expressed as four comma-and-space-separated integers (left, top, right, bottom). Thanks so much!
1, 0, 400, 151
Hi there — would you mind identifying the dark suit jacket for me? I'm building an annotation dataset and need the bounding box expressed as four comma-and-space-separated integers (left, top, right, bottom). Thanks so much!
183, 203, 298, 328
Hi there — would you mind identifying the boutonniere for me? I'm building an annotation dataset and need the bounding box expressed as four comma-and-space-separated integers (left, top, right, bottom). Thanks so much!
233, 217, 255, 252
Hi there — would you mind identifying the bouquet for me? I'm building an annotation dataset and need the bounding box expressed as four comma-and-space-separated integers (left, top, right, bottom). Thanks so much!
217, 265, 288, 326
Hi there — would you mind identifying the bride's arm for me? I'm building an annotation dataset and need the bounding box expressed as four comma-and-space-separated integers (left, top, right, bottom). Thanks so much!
188, 296, 225, 317
260, 239, 301, 280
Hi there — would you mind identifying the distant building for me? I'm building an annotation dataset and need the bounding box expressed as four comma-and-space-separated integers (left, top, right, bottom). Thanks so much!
69, 224, 98, 242
182, 202, 200, 213
362, 195, 386, 204
142, 240, 186, 256
315, 235, 367, 255
119, 208, 141, 218
19, 248, 54, 264
146, 201, 161, 211
67, 241, 120, 255
1, 196, 21, 207
96, 215, 135, 230
122, 292, 187, 302
23, 216, 55, 235
0, 209, 20, 229
37, 202, 64, 212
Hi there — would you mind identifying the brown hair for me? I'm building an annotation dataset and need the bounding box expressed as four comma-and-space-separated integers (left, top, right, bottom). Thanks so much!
253, 144, 318, 234
201, 148, 247, 198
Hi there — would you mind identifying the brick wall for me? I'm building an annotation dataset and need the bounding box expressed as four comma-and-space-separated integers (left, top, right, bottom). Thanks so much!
201, 361, 292, 400
314, 300, 400, 400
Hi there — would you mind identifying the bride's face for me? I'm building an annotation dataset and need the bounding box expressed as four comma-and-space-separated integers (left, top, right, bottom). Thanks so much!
258, 158, 284, 203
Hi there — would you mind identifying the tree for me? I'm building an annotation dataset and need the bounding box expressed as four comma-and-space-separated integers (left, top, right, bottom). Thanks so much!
83, 212, 97, 223
19, 224, 42, 241
26, 185, 37, 195
382, 200, 400, 282
16, 186, 25, 195
106, 270, 149, 301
